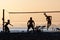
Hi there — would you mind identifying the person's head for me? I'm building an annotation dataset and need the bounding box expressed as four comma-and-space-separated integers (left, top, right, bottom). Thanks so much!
44, 13, 46, 15
7, 19, 10, 23
30, 17, 32, 20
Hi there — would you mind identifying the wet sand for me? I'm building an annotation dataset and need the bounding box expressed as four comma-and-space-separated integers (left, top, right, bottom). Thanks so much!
0, 32, 60, 40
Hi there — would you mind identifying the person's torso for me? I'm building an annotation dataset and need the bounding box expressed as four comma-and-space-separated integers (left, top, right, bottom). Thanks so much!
46, 16, 51, 21
5, 22, 9, 27
28, 20, 34, 25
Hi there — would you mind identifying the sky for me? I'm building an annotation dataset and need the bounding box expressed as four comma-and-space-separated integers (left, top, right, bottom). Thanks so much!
0, 0, 60, 29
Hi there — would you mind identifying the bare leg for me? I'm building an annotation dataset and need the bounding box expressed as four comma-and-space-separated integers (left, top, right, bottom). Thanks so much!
47, 24, 49, 30
27, 26, 30, 32
47, 23, 51, 30
32, 26, 34, 32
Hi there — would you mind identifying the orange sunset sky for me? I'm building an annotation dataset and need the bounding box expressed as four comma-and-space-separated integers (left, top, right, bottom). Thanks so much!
0, 0, 60, 29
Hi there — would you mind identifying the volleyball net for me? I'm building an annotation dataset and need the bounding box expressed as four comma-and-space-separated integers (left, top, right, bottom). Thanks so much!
9, 11, 60, 29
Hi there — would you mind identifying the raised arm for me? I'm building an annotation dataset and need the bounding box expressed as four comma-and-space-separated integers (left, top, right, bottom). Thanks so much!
44, 13, 48, 17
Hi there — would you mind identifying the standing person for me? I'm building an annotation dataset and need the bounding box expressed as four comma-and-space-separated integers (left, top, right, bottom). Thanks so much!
4, 19, 13, 32
44, 13, 52, 30
27, 17, 35, 32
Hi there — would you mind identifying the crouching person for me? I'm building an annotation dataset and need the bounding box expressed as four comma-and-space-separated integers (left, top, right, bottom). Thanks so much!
27, 17, 35, 32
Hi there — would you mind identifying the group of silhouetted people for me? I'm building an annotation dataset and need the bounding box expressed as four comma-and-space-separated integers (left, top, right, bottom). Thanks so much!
27, 13, 52, 32
2, 13, 52, 32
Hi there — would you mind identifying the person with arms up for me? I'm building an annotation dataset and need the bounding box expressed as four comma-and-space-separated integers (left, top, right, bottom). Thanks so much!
44, 13, 52, 30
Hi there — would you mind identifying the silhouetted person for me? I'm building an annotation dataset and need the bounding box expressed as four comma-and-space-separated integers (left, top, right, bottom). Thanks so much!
4, 19, 13, 32
44, 13, 52, 30
27, 17, 35, 32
